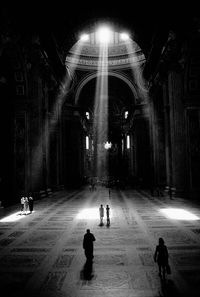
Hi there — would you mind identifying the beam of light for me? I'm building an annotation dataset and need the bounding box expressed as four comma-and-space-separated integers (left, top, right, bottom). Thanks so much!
76, 207, 112, 220
92, 41, 109, 179
30, 41, 84, 189
120, 32, 130, 41
97, 26, 112, 44
80, 33, 89, 42
160, 208, 199, 220
0, 211, 35, 222
124, 39, 148, 103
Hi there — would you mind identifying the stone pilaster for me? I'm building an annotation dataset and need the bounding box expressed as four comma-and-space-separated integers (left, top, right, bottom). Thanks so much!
167, 69, 187, 196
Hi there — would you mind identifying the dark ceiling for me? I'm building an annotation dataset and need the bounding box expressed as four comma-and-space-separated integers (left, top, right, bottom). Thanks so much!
2, 1, 197, 54
1, 1, 198, 82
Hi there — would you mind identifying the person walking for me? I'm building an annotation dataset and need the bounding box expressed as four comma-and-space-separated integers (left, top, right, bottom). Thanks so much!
28, 192, 34, 214
99, 204, 104, 226
154, 237, 169, 279
83, 229, 96, 261
106, 204, 110, 226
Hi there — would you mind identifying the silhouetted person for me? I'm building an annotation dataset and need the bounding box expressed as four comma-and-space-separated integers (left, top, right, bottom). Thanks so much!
108, 188, 111, 197
106, 204, 110, 226
83, 229, 96, 261
99, 204, 104, 225
28, 192, 34, 213
154, 237, 169, 279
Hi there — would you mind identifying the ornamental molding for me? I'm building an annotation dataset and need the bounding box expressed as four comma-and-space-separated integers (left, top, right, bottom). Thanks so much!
66, 53, 145, 70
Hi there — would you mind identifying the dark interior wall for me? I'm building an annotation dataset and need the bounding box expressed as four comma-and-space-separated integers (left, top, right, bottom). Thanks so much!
62, 111, 84, 188
187, 109, 200, 191
134, 117, 152, 188
0, 54, 15, 205
150, 87, 166, 188
184, 31, 200, 196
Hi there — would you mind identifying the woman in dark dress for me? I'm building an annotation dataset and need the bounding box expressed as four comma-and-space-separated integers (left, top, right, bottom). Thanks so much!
154, 237, 169, 279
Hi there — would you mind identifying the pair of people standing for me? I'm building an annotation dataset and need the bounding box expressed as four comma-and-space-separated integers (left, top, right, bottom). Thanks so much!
99, 204, 110, 226
20, 193, 34, 215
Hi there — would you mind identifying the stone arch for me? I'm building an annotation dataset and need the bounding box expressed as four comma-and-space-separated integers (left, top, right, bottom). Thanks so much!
74, 71, 138, 105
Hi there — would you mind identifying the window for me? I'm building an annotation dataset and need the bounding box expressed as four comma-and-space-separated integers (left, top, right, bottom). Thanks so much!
125, 111, 128, 119
127, 135, 130, 149
86, 136, 89, 149
86, 112, 90, 119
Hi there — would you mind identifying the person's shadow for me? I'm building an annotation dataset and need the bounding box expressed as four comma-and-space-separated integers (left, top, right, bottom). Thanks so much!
159, 279, 181, 297
80, 259, 94, 281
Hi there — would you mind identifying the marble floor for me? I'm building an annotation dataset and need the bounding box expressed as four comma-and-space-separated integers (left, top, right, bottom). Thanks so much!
0, 187, 200, 297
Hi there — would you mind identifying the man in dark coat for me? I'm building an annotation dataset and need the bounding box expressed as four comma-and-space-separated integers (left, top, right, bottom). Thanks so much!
83, 229, 96, 261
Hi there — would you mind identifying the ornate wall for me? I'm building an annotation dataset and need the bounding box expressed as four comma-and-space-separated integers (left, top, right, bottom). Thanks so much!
149, 21, 200, 198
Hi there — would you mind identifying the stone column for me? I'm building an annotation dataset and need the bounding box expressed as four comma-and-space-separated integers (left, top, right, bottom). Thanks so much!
167, 69, 187, 196
150, 86, 166, 193
163, 82, 173, 192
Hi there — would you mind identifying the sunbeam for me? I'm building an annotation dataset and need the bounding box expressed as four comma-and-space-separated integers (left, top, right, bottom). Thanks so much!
93, 39, 109, 180
76, 207, 112, 220
0, 211, 36, 222
160, 208, 199, 220
124, 39, 148, 102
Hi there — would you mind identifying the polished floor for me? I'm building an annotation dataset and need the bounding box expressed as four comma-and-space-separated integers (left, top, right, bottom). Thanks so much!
0, 187, 200, 297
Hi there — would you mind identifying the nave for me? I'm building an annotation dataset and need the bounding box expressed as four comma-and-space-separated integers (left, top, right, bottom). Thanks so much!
0, 188, 200, 297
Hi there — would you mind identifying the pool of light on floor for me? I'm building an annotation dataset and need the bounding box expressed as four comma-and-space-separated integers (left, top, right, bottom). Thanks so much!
160, 208, 199, 220
76, 207, 112, 220
0, 211, 35, 222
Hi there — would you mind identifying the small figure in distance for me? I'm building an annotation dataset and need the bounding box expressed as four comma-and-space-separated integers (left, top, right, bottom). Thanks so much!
99, 204, 104, 226
83, 229, 96, 262
154, 237, 169, 279
20, 196, 25, 215
28, 192, 34, 214
106, 204, 110, 226
108, 188, 111, 197
23, 196, 29, 215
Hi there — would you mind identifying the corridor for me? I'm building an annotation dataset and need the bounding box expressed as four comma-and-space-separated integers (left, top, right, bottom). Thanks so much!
0, 188, 200, 297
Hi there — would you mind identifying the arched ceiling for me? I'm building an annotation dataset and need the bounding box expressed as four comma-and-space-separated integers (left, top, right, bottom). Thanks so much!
77, 75, 135, 111
66, 30, 145, 70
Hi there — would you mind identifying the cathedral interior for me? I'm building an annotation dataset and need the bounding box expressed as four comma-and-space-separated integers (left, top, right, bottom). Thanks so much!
0, 2, 200, 297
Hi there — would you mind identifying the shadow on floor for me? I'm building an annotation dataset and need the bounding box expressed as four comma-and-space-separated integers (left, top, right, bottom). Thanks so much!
80, 259, 94, 281
158, 279, 181, 297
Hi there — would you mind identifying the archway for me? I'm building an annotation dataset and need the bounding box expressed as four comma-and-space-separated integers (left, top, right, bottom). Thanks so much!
61, 23, 150, 188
